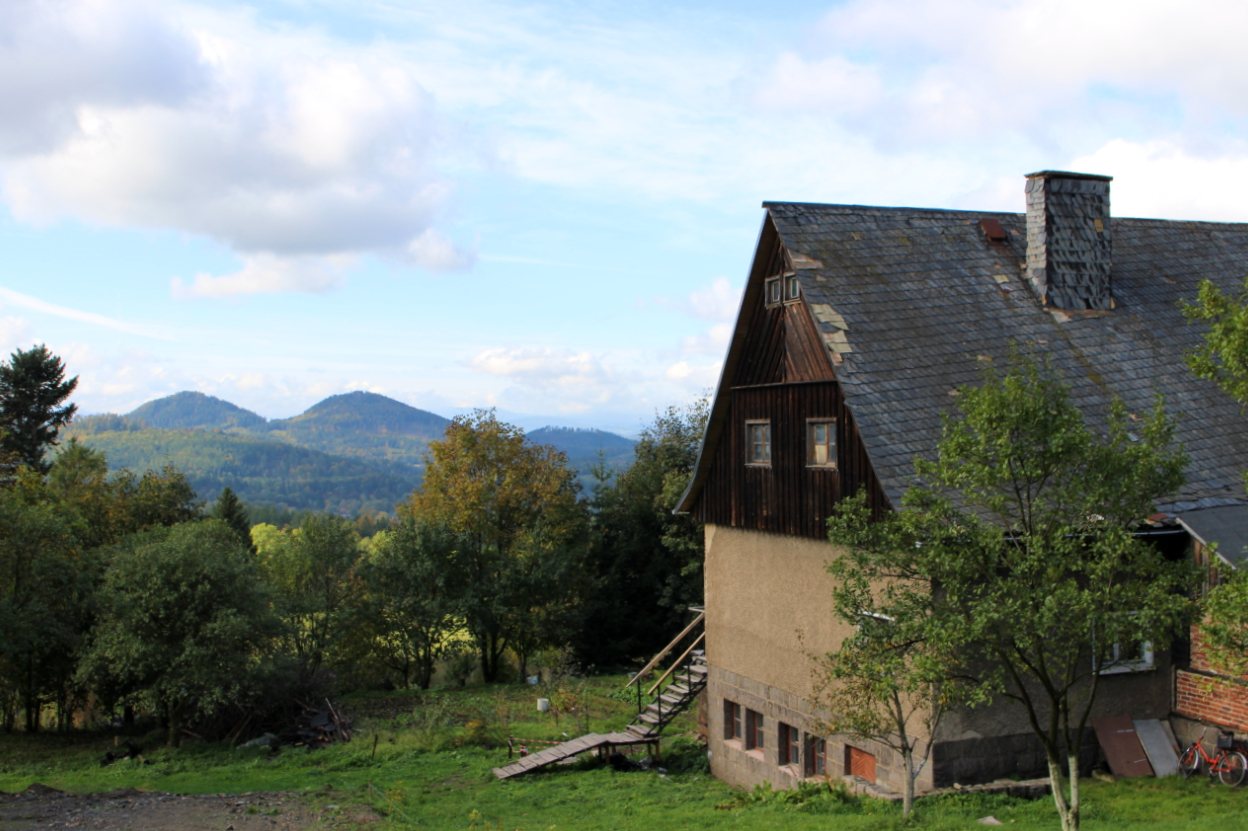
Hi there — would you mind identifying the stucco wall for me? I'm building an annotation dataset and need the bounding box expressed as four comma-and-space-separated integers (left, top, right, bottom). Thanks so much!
704, 523, 853, 700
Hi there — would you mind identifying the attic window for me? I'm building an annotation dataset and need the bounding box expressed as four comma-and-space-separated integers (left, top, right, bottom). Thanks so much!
786, 275, 801, 300
767, 278, 782, 304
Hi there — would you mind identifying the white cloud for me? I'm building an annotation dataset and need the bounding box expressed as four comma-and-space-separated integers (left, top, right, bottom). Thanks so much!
680, 322, 733, 356
0, 0, 470, 294
172, 254, 350, 298
682, 277, 742, 321
407, 228, 476, 272
468, 346, 610, 388
0, 316, 33, 354
1070, 138, 1248, 222
0, 286, 173, 338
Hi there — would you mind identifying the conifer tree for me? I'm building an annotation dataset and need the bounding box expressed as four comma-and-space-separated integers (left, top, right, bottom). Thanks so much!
0, 345, 78, 474
211, 486, 253, 552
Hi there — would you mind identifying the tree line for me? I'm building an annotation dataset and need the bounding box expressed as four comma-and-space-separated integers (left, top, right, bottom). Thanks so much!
0, 345, 707, 742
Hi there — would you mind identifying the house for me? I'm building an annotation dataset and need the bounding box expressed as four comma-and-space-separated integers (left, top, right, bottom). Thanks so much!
676, 171, 1248, 793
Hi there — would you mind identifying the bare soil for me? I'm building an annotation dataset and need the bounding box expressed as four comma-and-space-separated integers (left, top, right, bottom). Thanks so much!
0, 784, 380, 830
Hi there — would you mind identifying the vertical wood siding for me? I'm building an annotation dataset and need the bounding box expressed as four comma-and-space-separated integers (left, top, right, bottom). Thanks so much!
691, 240, 890, 539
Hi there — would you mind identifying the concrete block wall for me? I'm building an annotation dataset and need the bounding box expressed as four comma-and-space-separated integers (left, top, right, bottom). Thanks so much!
707, 664, 927, 794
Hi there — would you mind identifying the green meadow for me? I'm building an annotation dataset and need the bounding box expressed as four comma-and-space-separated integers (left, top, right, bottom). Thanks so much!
0, 676, 1244, 830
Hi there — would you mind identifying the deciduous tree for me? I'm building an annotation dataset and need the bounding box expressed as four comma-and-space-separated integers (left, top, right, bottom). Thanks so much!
78, 520, 274, 746
827, 351, 1194, 831
404, 410, 583, 682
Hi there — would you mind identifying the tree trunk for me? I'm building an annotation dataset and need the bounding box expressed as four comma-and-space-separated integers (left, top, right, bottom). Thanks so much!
166, 701, 181, 748
901, 745, 915, 817
1046, 754, 1077, 831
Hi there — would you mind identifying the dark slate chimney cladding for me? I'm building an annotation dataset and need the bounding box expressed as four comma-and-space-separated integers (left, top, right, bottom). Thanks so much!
1025, 171, 1113, 311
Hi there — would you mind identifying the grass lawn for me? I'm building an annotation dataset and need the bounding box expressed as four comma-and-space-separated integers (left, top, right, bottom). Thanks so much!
0, 676, 1244, 830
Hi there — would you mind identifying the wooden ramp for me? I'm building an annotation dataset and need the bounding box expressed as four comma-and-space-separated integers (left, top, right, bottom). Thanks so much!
492, 731, 654, 779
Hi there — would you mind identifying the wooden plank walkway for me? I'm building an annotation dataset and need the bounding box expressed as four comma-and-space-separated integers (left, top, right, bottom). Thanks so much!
492, 731, 656, 780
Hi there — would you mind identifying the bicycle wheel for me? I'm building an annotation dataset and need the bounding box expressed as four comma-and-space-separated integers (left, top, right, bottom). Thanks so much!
1219, 751, 1248, 786
1180, 745, 1203, 778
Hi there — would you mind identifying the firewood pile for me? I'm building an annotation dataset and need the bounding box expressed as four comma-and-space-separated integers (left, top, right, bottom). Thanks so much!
276, 699, 353, 750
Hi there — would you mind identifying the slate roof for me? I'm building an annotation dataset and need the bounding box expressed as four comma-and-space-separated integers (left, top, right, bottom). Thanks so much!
1177, 506, 1248, 565
687, 200, 1248, 517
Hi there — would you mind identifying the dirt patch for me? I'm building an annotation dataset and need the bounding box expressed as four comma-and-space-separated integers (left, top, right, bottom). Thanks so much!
0, 785, 379, 830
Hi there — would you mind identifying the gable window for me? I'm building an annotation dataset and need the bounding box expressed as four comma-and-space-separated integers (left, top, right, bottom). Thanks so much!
766, 278, 782, 305
805, 735, 827, 777
724, 700, 743, 740
746, 421, 771, 466
808, 420, 836, 467
779, 722, 800, 766
745, 709, 765, 751
786, 274, 801, 300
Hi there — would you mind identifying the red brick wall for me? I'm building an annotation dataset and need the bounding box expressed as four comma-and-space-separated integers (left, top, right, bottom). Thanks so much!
1175, 627, 1248, 730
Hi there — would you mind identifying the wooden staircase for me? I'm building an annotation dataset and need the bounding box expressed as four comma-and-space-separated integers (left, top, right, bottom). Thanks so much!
492, 610, 705, 780
622, 649, 707, 741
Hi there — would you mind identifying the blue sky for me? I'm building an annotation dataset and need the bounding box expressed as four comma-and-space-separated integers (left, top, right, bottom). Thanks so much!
3, 0, 1247, 435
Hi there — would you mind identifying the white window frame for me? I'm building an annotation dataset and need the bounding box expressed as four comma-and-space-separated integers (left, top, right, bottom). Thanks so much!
1097, 638, 1155, 675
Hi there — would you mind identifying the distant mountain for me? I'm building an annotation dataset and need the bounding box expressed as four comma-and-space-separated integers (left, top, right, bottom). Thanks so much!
261, 391, 450, 467
527, 426, 635, 486
129, 391, 266, 431
66, 416, 418, 515
74, 391, 641, 511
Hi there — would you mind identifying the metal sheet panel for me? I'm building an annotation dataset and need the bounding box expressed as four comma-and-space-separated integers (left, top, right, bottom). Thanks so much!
1134, 719, 1180, 777
1093, 715, 1155, 778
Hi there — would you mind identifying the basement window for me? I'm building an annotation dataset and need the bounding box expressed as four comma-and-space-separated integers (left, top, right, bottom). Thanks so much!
779, 723, 801, 767
724, 699, 743, 741
805, 735, 827, 777
807, 420, 836, 467
746, 421, 771, 466
746, 709, 765, 751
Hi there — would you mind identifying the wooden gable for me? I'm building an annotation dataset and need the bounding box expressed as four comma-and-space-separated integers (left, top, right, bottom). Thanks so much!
686, 220, 890, 539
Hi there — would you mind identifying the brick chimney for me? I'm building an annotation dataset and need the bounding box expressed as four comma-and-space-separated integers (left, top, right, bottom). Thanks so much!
1024, 171, 1113, 310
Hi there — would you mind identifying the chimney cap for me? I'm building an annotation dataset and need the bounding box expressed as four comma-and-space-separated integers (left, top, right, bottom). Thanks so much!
1025, 170, 1113, 182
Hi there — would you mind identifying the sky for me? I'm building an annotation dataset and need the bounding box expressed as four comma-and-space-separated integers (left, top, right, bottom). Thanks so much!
3, 0, 1248, 435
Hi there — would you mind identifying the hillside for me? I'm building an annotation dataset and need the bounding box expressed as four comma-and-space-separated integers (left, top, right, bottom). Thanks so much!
66, 416, 419, 515
527, 426, 635, 481
78, 392, 640, 511
129, 391, 267, 431
259, 391, 450, 466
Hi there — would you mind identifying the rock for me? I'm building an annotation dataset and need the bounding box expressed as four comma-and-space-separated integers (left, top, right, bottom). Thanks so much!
978, 817, 1004, 826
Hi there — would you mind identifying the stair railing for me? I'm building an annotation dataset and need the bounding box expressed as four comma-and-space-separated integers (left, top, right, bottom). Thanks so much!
623, 608, 705, 720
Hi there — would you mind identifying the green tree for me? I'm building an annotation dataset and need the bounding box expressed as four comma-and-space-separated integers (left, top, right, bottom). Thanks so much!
0, 472, 91, 732
404, 409, 583, 682
575, 397, 708, 666
813, 494, 972, 817
211, 486, 253, 552
827, 351, 1195, 831
0, 345, 78, 474
79, 520, 274, 746
257, 514, 362, 676
354, 520, 462, 689
1181, 279, 1248, 675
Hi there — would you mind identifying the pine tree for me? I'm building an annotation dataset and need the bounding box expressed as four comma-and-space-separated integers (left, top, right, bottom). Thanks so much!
0, 345, 78, 474
211, 486, 253, 552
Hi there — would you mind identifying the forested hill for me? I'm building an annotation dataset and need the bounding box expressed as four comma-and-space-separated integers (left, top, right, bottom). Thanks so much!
129, 391, 267, 430
66, 418, 420, 515
527, 426, 635, 479
67, 391, 638, 512
260, 391, 451, 466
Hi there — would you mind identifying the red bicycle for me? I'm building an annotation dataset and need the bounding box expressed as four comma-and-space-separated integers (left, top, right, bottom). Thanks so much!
1179, 727, 1248, 786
